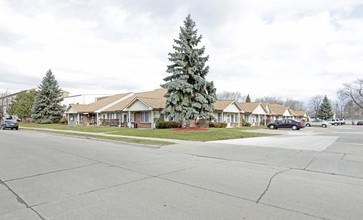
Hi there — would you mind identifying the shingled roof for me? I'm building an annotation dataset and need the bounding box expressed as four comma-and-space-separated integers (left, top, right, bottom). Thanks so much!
290, 109, 308, 117
102, 88, 167, 112
66, 93, 132, 113
239, 102, 265, 114
214, 100, 236, 111
269, 104, 291, 116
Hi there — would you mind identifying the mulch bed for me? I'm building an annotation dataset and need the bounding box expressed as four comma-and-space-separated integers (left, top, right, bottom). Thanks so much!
171, 127, 210, 132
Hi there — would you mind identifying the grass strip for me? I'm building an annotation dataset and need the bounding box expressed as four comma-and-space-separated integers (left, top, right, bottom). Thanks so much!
19, 123, 273, 141
22, 128, 174, 146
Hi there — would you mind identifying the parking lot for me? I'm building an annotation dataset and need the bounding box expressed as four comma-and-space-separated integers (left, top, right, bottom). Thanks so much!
1, 125, 363, 219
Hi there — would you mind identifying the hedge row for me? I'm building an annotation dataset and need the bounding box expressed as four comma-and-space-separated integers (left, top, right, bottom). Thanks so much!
209, 122, 227, 128
156, 121, 182, 129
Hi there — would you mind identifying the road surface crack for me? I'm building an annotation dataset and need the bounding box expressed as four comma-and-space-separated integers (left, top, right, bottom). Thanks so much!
4, 162, 101, 182
0, 179, 45, 220
256, 169, 290, 204
303, 157, 315, 170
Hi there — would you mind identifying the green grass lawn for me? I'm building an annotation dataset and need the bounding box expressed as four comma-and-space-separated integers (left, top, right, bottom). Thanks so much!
19, 122, 271, 141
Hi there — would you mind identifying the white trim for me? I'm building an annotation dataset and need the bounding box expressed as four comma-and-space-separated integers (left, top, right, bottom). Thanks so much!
65, 105, 77, 114
124, 98, 152, 111
223, 101, 245, 113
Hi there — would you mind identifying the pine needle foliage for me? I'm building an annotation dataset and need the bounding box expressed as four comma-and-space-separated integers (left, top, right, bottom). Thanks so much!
317, 95, 334, 120
161, 15, 216, 124
32, 69, 63, 124
246, 94, 251, 102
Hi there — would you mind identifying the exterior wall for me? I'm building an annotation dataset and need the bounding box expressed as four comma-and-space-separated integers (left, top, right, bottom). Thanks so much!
0, 93, 17, 119
132, 112, 151, 128
244, 113, 266, 126
240, 113, 244, 127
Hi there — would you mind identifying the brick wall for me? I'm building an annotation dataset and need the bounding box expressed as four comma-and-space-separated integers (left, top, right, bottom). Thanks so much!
132, 112, 152, 128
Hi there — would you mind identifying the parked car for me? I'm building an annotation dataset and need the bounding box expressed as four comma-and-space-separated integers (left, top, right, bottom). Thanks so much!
267, 119, 305, 130
305, 119, 330, 128
0, 120, 19, 130
338, 118, 345, 125
326, 119, 340, 126
357, 121, 363, 125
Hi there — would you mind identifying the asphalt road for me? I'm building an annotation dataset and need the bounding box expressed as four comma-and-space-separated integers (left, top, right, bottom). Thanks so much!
1, 126, 363, 219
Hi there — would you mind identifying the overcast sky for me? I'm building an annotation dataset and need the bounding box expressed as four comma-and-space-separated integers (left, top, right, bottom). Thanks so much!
1, 0, 363, 101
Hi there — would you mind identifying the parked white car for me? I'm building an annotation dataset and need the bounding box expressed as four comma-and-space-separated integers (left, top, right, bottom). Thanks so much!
305, 119, 330, 128
326, 119, 340, 126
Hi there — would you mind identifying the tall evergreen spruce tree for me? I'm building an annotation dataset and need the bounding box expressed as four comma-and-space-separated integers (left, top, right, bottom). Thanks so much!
246, 94, 251, 102
161, 15, 216, 125
32, 70, 63, 124
317, 95, 334, 120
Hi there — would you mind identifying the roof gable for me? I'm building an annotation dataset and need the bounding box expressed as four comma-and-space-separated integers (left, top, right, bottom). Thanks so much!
125, 98, 152, 111
214, 100, 244, 113
252, 104, 268, 115
239, 102, 267, 114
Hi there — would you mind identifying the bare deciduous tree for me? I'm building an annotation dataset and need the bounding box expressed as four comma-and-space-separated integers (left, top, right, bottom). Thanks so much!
255, 96, 284, 105
283, 98, 306, 110
339, 79, 363, 110
307, 95, 323, 118
217, 91, 246, 102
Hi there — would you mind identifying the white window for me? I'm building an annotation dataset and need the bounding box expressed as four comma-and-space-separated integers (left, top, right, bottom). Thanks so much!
141, 112, 149, 123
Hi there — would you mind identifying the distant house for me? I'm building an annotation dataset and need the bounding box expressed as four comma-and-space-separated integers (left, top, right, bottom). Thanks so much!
65, 92, 134, 126
100, 88, 167, 128
268, 104, 293, 121
61, 94, 111, 108
66, 88, 309, 128
213, 100, 244, 127
290, 110, 309, 122
239, 102, 268, 126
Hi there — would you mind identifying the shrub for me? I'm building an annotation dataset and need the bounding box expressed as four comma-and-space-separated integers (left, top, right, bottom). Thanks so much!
157, 121, 181, 129
155, 116, 164, 128
60, 117, 68, 124
242, 119, 251, 127
209, 122, 227, 128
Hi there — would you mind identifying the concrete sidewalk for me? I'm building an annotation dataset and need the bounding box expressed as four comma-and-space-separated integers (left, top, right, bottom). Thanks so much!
22, 127, 196, 145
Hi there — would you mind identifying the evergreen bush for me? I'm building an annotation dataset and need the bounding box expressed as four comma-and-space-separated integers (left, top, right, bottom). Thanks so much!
157, 121, 181, 129
155, 116, 164, 128
60, 117, 68, 124
209, 122, 227, 128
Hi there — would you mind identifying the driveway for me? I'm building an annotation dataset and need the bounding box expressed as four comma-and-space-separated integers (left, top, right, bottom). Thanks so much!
1, 126, 363, 219
208, 127, 339, 151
